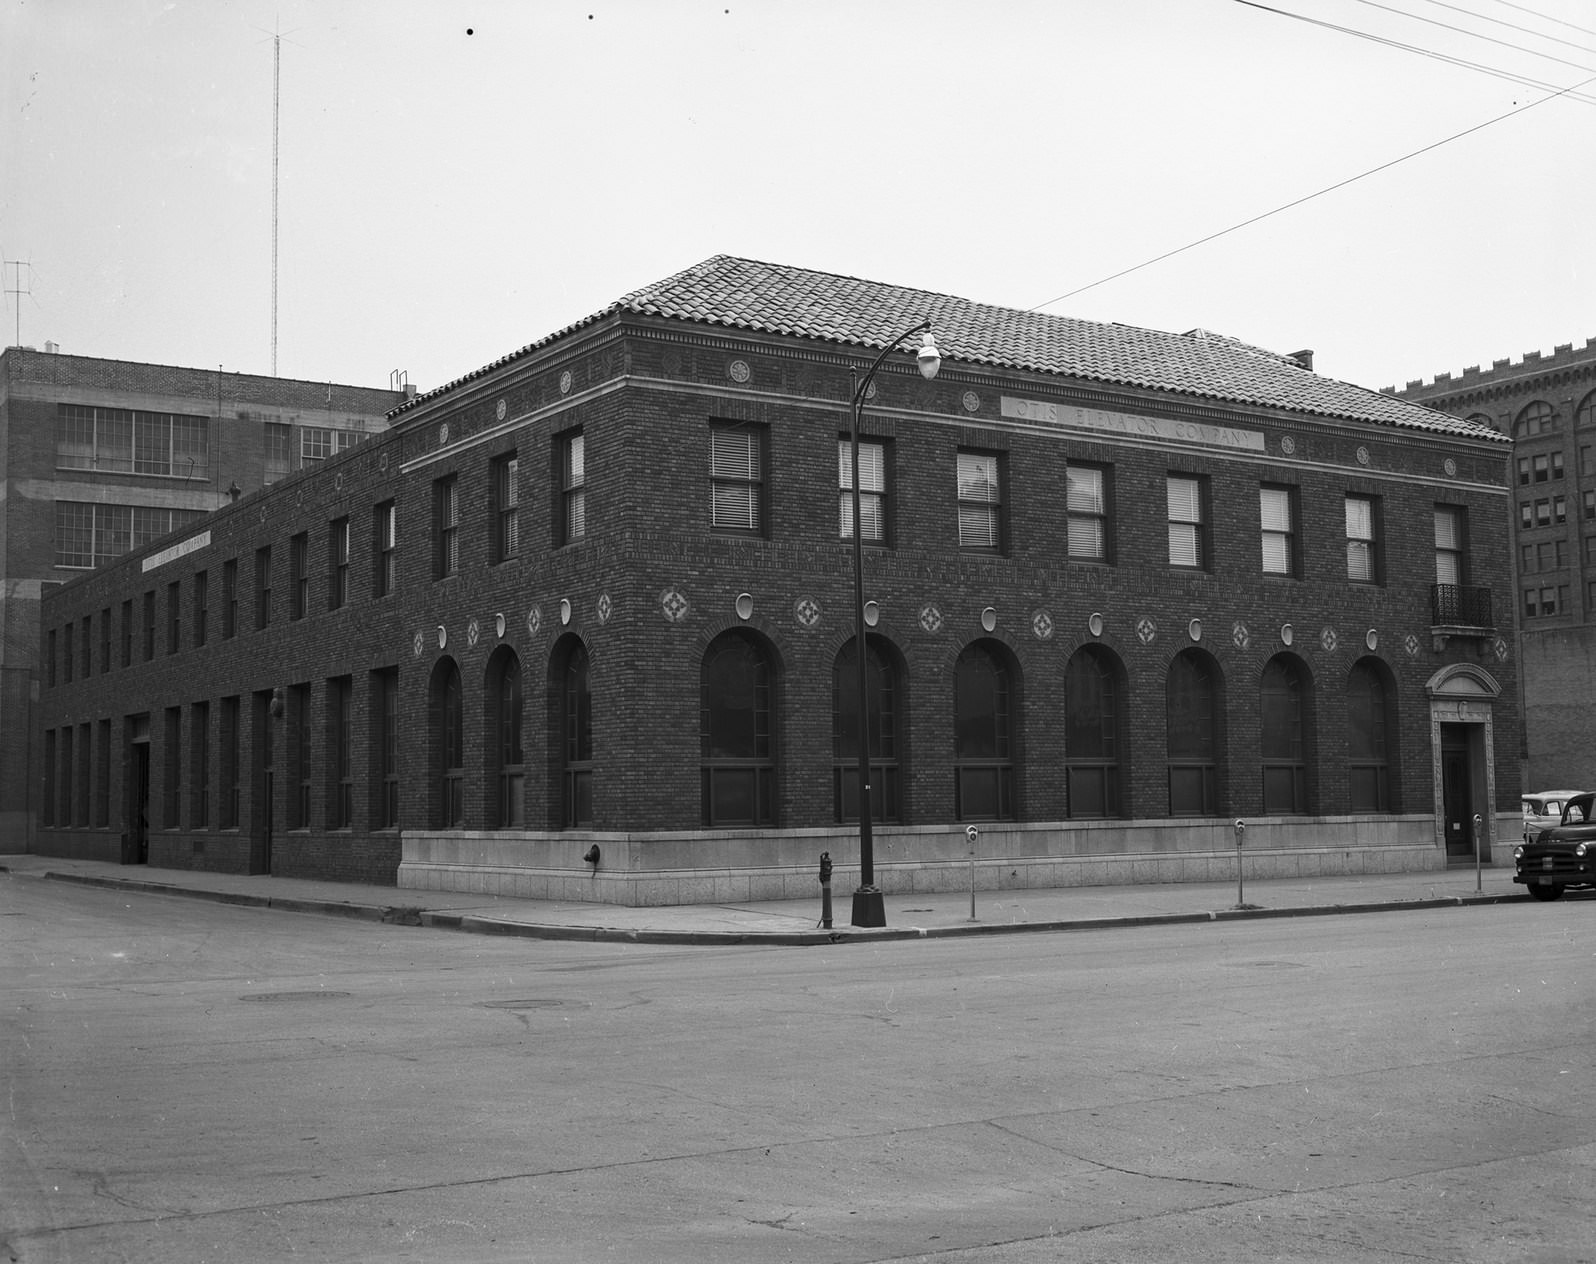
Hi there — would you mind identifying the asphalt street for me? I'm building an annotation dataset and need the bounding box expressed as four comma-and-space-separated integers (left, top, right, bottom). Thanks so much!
3, 873, 1593, 1263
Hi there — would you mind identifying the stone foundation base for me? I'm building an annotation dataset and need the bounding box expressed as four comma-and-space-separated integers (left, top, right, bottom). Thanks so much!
399, 814, 1509, 907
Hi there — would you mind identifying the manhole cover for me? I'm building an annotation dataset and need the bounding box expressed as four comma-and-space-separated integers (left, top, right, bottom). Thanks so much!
240, 991, 352, 1003
478, 998, 568, 1011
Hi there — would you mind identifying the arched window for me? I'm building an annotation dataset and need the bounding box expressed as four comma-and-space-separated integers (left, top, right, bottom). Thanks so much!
1347, 659, 1396, 812
487, 649, 523, 828
700, 632, 776, 827
1514, 400, 1557, 438
1065, 645, 1123, 817
1167, 650, 1220, 816
428, 657, 464, 828
561, 643, 593, 827
832, 638, 901, 824
954, 643, 1017, 821
1261, 656, 1310, 814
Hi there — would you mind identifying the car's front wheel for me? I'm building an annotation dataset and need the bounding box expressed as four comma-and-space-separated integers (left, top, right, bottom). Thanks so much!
1528, 882, 1564, 902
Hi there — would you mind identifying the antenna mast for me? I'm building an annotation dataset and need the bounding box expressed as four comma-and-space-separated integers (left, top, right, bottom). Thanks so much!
3, 259, 30, 349
271, 29, 280, 376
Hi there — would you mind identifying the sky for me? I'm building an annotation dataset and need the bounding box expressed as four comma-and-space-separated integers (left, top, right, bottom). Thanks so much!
2, 0, 1593, 398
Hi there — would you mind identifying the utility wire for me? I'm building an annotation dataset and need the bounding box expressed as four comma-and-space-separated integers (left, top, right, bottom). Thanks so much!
1030, 63, 1596, 311
1481, 0, 1596, 40
1349, 0, 1596, 72
1228, 1, 1596, 102
1415, 0, 1596, 53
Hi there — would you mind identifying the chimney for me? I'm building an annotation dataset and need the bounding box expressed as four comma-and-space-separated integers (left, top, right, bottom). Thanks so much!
1289, 349, 1314, 372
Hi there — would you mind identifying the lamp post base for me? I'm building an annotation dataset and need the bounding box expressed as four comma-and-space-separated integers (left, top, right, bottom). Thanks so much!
850, 886, 886, 928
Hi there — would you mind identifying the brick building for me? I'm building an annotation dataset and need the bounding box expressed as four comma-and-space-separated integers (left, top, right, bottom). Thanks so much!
34, 256, 1518, 904
0, 347, 407, 847
1388, 339, 1596, 792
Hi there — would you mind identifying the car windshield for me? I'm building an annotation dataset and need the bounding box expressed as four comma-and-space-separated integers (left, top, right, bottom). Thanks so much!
1562, 794, 1596, 824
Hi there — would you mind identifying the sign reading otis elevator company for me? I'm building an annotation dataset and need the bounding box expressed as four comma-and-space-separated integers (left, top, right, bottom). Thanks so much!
1001, 398, 1265, 452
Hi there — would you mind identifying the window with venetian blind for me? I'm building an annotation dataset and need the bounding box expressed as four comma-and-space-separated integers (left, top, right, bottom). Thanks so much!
710, 423, 765, 535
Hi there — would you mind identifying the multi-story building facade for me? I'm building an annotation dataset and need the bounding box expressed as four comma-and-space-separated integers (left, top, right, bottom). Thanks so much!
0, 347, 408, 846
34, 257, 1517, 904
1388, 339, 1596, 791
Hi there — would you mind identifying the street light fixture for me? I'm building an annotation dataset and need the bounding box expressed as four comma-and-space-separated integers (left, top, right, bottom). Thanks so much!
847, 319, 941, 927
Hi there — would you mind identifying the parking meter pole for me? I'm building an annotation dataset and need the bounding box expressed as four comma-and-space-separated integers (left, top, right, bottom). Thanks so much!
1473, 813, 1482, 893
818, 852, 833, 929
1234, 819, 1246, 909
965, 825, 979, 922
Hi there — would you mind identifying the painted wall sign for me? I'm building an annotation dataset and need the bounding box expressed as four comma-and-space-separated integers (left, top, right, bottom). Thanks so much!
1000, 397, 1266, 452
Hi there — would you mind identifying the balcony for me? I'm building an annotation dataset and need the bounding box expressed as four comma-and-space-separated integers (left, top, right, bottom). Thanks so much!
1430, 584, 1494, 649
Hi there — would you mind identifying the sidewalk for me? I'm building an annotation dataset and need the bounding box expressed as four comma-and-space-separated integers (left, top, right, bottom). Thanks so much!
0, 852, 1531, 946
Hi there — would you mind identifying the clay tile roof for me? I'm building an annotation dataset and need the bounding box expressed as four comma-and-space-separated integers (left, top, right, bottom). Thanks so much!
392, 255, 1505, 444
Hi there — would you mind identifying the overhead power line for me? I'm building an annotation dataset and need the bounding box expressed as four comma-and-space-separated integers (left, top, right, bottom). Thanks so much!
1029, 64, 1596, 311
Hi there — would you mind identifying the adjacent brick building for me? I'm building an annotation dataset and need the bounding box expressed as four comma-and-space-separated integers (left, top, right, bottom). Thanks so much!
1388, 339, 1596, 792
34, 256, 1518, 904
0, 347, 407, 848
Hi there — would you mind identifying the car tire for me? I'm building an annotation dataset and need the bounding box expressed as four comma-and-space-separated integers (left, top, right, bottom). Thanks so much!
1528, 882, 1564, 902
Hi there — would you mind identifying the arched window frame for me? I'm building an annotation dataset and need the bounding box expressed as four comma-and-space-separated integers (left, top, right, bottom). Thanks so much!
1065, 645, 1125, 818
1167, 649, 1221, 816
700, 631, 777, 828
953, 641, 1018, 822
428, 657, 464, 828
832, 636, 903, 824
486, 648, 524, 828
1260, 654, 1312, 815
1347, 658, 1397, 813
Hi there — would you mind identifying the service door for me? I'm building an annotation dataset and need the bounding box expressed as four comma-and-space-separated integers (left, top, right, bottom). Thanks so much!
1440, 724, 1475, 860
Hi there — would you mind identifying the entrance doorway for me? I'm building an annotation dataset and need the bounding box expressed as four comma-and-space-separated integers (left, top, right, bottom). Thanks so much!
1440, 724, 1476, 861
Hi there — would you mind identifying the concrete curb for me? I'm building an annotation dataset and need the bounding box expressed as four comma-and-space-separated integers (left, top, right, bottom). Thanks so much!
6, 864, 1529, 946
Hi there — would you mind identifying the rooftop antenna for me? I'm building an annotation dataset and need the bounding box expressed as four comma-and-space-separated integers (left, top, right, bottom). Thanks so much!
271, 25, 280, 376
3, 259, 31, 349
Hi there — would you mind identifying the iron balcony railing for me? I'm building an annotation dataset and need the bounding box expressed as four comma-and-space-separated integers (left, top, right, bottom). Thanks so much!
1431, 583, 1493, 629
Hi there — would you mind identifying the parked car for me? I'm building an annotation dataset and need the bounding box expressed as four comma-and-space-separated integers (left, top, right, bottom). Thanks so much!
1515, 790, 1596, 901
1522, 790, 1587, 844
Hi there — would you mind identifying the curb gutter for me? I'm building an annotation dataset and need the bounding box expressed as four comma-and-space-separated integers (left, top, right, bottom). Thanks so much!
3, 864, 1530, 946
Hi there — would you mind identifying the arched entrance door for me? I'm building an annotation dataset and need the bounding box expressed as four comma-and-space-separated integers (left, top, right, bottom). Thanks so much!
1426, 664, 1502, 864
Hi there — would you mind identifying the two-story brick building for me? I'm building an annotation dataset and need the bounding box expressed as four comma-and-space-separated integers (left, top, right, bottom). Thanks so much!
33, 256, 1517, 904
0, 347, 407, 848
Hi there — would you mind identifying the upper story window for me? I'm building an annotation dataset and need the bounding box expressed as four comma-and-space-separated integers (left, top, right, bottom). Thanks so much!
492, 453, 520, 563
1066, 464, 1108, 562
166, 580, 181, 654
264, 422, 291, 483
433, 475, 460, 579
301, 426, 360, 463
1167, 475, 1206, 569
373, 501, 396, 597
57, 405, 209, 478
1514, 400, 1557, 438
289, 532, 309, 620
1346, 494, 1379, 583
1260, 485, 1297, 577
222, 559, 238, 638
956, 450, 1003, 552
561, 430, 586, 544
709, 421, 765, 536
329, 517, 349, 610
53, 502, 205, 570
194, 570, 208, 647
255, 545, 272, 631
839, 438, 888, 543
1434, 506, 1466, 585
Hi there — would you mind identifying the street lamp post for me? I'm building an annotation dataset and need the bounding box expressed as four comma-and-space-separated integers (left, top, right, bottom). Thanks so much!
848, 319, 941, 928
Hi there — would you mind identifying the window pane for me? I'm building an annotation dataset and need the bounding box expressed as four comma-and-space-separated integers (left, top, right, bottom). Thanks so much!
1169, 521, 1200, 567
711, 483, 757, 530
710, 429, 757, 479
1261, 533, 1291, 574
958, 504, 999, 548
1066, 466, 1103, 513
1167, 477, 1200, 522
1347, 539, 1374, 581
957, 452, 999, 503
1067, 516, 1104, 559
1260, 487, 1291, 531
